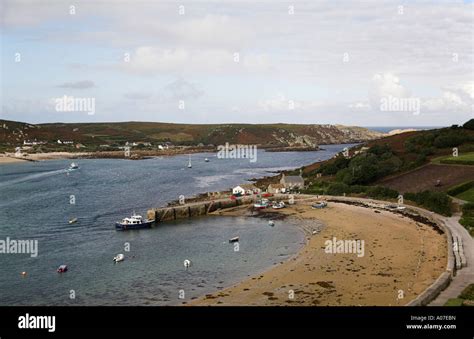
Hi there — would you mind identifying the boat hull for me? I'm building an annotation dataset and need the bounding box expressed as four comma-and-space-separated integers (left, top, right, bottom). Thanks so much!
115, 220, 154, 231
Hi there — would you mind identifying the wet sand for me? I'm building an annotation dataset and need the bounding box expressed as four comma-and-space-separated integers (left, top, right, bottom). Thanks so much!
0, 156, 28, 164
191, 199, 447, 306
0, 152, 89, 164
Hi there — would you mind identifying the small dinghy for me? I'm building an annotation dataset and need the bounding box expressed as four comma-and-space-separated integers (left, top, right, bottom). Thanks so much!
204, 158, 210, 162
312, 201, 327, 209
69, 162, 79, 170
113, 254, 125, 263
187, 155, 192, 168
268, 220, 275, 227
229, 236, 239, 243
68, 218, 78, 224
272, 201, 285, 209
57, 265, 68, 273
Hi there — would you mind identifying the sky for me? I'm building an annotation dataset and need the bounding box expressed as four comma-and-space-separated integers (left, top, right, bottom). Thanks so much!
1, 0, 473, 126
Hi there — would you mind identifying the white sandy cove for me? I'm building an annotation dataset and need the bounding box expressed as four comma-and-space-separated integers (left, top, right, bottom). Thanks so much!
191, 199, 447, 306
0, 152, 89, 164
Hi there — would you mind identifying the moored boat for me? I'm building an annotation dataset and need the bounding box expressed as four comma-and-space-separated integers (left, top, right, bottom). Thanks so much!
115, 213, 154, 230
187, 155, 192, 168
69, 162, 79, 170
57, 265, 68, 273
229, 236, 239, 243
254, 198, 269, 209
312, 201, 327, 209
113, 253, 125, 262
272, 201, 285, 209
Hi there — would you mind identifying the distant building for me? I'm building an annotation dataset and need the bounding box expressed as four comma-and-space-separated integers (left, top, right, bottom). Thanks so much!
23, 140, 46, 146
267, 183, 286, 194
280, 173, 304, 190
232, 184, 261, 196
354, 146, 369, 155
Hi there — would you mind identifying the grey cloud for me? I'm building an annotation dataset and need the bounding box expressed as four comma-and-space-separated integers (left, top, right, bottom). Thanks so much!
161, 78, 204, 101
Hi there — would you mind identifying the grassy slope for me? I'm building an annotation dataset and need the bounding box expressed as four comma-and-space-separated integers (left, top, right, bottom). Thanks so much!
0, 119, 382, 151
456, 188, 474, 203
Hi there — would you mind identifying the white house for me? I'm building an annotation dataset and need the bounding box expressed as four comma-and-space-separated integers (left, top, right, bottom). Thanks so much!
232, 184, 261, 196
267, 183, 286, 194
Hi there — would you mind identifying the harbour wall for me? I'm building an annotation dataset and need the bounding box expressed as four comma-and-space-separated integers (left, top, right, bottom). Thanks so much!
147, 195, 260, 222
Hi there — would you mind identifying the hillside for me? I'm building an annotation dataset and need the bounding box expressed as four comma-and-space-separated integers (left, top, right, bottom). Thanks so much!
0, 120, 383, 152
293, 120, 474, 221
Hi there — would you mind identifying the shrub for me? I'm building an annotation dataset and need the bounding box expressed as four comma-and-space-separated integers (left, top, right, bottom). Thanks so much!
447, 181, 474, 196
365, 186, 399, 199
440, 159, 474, 166
318, 155, 350, 175
326, 182, 350, 195
404, 191, 452, 216
460, 203, 474, 236
433, 130, 469, 148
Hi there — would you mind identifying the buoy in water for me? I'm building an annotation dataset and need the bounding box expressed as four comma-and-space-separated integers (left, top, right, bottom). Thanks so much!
184, 259, 191, 269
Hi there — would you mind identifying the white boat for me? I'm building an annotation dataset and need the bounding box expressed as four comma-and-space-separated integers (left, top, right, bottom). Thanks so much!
187, 155, 192, 168
312, 201, 327, 209
254, 198, 270, 209
69, 162, 79, 170
272, 201, 285, 209
229, 236, 239, 243
68, 217, 78, 224
204, 158, 209, 162
115, 213, 154, 230
57, 264, 68, 273
113, 253, 125, 262
268, 220, 275, 227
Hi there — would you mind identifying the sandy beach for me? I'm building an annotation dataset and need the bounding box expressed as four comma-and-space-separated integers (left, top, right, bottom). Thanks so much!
0, 147, 214, 165
191, 198, 447, 306
0, 152, 90, 164
0, 156, 28, 164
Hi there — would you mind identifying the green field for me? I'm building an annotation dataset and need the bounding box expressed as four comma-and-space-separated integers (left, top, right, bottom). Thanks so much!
444, 283, 474, 306
435, 152, 474, 165
456, 187, 474, 203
